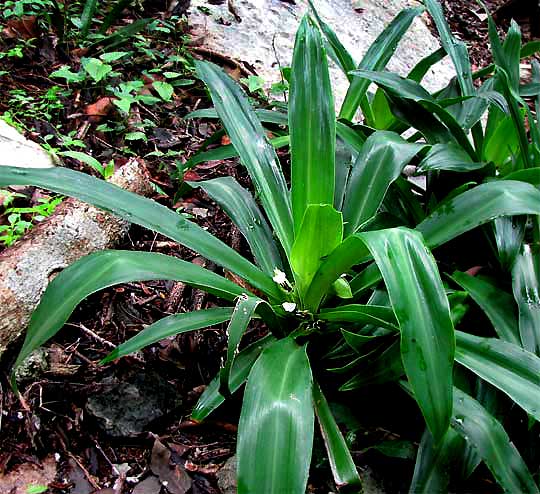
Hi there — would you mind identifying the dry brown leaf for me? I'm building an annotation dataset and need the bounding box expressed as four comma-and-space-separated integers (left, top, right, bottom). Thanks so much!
2, 16, 38, 39
84, 97, 115, 123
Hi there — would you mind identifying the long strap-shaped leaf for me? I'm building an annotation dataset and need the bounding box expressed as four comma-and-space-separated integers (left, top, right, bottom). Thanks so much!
189, 177, 283, 275
410, 427, 464, 493
192, 334, 275, 422
451, 387, 539, 493
318, 304, 398, 331
219, 295, 264, 397
11, 250, 246, 376
361, 228, 454, 442
418, 180, 540, 249
290, 204, 342, 306
307, 0, 356, 80
100, 308, 234, 364
451, 272, 521, 345
0, 166, 280, 299
342, 131, 424, 235
339, 7, 422, 121
455, 331, 540, 422
237, 337, 314, 494
312, 381, 361, 490
512, 244, 540, 355
289, 15, 335, 232
408, 386, 539, 494
195, 61, 294, 255
351, 70, 476, 158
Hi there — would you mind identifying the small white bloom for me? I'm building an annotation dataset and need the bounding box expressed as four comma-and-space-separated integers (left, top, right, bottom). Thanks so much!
54, 453, 61, 462
282, 302, 296, 312
272, 268, 287, 285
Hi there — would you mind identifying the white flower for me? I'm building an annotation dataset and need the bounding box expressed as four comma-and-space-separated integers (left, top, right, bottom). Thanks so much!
272, 268, 287, 285
282, 302, 297, 312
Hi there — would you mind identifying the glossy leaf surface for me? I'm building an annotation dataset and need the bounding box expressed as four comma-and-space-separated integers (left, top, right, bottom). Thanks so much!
455, 331, 540, 421
190, 177, 283, 275
512, 245, 540, 355
451, 272, 520, 344
101, 308, 233, 364
289, 16, 335, 231
195, 61, 294, 254
237, 337, 314, 494
342, 131, 424, 235
361, 228, 454, 442
313, 381, 361, 489
0, 166, 280, 299
192, 335, 275, 421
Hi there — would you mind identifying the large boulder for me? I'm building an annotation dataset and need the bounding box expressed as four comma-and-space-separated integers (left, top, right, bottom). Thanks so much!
189, 0, 454, 107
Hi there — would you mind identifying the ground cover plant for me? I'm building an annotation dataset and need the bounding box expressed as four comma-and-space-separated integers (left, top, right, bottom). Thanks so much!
3, 0, 540, 492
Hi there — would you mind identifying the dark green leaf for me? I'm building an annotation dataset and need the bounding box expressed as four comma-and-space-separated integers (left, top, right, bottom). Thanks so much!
195, 61, 294, 254
313, 381, 361, 489
0, 166, 280, 299
237, 337, 314, 494
189, 177, 283, 275
101, 308, 233, 364
455, 331, 540, 421
290, 16, 335, 231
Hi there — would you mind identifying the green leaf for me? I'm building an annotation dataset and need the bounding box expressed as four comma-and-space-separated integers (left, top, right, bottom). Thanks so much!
0, 166, 280, 299
493, 216, 526, 271
352, 70, 476, 157
451, 272, 520, 345
307, 0, 356, 79
153, 81, 174, 101
289, 16, 335, 232
410, 427, 464, 494
81, 57, 112, 82
455, 331, 540, 422
58, 151, 103, 174
49, 65, 85, 83
290, 205, 342, 306
512, 244, 540, 355
361, 228, 454, 442
80, 0, 98, 38
407, 47, 447, 84
318, 305, 398, 332
190, 177, 283, 275
184, 136, 289, 170
340, 339, 403, 389
451, 386, 539, 493
219, 295, 264, 397
12, 251, 244, 376
418, 180, 540, 249
124, 131, 146, 141
417, 143, 485, 173
195, 61, 294, 255
313, 381, 361, 489
101, 308, 233, 364
342, 131, 424, 235
192, 335, 275, 421
237, 337, 314, 494
26, 486, 49, 494
99, 51, 129, 62
339, 7, 423, 120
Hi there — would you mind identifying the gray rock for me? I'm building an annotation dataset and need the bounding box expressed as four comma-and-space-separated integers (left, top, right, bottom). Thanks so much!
189, 0, 454, 109
86, 373, 180, 437
216, 455, 237, 494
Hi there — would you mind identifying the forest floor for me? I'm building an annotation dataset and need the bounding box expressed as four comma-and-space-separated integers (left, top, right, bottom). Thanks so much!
0, 0, 536, 493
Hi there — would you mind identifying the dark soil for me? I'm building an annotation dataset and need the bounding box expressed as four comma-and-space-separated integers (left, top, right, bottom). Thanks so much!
0, 1, 538, 493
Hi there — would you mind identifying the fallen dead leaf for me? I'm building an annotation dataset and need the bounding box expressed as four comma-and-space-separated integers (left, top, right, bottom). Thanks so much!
84, 97, 115, 123
150, 439, 191, 494
2, 16, 38, 39
131, 475, 162, 494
